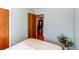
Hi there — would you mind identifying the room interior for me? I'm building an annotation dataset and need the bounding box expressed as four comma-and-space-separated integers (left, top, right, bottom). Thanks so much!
10, 8, 75, 50
10, 8, 62, 50
11, 8, 74, 49
1, 8, 79, 50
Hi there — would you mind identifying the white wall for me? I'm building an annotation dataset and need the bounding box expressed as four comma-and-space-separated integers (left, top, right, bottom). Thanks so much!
74, 8, 79, 49
34, 8, 74, 43
11, 8, 31, 46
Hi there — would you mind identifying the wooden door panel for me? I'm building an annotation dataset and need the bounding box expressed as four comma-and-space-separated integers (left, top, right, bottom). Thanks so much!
28, 13, 36, 38
0, 38, 4, 49
0, 8, 9, 50
28, 13, 44, 41
4, 9, 9, 48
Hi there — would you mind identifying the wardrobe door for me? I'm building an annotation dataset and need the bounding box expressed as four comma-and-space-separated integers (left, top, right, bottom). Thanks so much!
0, 8, 9, 50
28, 13, 36, 38
4, 9, 9, 49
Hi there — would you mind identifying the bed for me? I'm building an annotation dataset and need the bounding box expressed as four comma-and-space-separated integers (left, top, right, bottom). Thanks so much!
7, 38, 62, 50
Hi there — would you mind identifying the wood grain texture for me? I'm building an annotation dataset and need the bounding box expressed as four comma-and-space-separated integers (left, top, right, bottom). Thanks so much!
28, 13, 44, 41
0, 8, 9, 50
28, 13, 36, 38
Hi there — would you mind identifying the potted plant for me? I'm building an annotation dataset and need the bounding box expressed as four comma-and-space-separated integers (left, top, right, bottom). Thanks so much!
57, 34, 73, 50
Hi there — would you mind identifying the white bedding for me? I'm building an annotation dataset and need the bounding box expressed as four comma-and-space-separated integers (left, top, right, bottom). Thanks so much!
7, 42, 35, 50
7, 38, 62, 50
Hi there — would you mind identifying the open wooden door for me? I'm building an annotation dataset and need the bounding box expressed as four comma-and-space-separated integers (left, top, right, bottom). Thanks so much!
28, 13, 44, 41
28, 13, 36, 38
0, 8, 9, 50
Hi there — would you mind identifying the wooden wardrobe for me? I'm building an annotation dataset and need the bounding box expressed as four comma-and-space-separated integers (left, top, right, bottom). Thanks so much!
28, 13, 44, 41
0, 8, 9, 50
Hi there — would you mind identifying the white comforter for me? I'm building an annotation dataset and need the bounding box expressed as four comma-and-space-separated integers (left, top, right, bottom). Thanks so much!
7, 38, 62, 50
